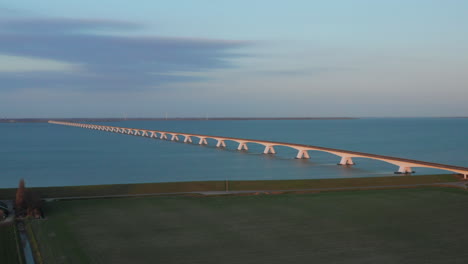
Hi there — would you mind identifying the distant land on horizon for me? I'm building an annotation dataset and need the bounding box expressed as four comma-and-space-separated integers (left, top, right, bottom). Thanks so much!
0, 117, 360, 123
2, 117, 468, 123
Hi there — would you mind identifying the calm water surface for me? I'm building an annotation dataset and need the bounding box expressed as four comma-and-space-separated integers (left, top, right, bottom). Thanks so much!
1, 118, 467, 188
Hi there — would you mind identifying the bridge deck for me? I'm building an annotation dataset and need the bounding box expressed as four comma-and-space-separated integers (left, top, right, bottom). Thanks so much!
49, 121, 468, 176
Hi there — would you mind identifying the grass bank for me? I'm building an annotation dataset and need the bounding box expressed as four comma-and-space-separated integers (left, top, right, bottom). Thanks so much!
0, 223, 23, 264
0, 174, 461, 200
32, 187, 468, 264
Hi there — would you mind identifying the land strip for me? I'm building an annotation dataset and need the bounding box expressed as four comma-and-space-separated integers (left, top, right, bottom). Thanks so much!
0, 174, 463, 200
1, 117, 357, 123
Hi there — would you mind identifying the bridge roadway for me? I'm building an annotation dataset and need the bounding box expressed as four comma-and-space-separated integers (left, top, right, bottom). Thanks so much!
49, 120, 468, 178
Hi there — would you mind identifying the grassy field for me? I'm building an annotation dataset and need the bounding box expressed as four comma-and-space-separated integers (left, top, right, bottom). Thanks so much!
32, 187, 468, 264
0, 174, 461, 199
0, 224, 22, 264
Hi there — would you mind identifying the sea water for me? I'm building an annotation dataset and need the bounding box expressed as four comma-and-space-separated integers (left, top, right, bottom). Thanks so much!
1, 118, 467, 188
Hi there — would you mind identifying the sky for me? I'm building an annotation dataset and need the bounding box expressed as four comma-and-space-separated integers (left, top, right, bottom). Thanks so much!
1, 0, 467, 118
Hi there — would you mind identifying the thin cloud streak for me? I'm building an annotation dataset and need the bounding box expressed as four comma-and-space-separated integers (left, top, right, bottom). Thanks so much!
0, 17, 250, 91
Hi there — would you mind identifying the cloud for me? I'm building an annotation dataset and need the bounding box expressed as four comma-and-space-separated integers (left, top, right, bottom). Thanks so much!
0, 17, 249, 91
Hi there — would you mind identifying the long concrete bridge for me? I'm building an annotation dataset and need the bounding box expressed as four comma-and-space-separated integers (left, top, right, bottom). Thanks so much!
49, 120, 468, 179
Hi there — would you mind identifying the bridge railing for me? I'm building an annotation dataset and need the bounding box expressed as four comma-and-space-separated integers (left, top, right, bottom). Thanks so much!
48, 120, 468, 179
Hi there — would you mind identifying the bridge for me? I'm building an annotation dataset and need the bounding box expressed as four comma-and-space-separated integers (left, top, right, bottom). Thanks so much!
49, 120, 468, 179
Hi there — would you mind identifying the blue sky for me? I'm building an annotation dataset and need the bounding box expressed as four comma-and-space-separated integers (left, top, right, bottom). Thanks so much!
1, 1, 467, 117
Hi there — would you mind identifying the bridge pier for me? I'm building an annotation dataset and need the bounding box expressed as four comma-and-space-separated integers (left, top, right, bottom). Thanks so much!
395, 166, 415, 174
216, 140, 226, 148
237, 142, 248, 151
263, 145, 276, 154
49, 121, 468, 178
296, 149, 309, 159
338, 156, 354, 165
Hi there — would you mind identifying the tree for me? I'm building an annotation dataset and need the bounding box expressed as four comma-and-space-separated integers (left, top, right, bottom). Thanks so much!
14, 179, 43, 218
15, 179, 26, 212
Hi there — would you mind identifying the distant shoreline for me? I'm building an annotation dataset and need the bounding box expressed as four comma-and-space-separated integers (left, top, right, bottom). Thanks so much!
2, 117, 468, 123
0, 117, 358, 123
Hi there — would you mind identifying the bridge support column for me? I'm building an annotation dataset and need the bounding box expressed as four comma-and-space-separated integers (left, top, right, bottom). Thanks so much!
149, 132, 156, 138
171, 135, 179, 141
216, 140, 226, 148
141, 131, 148, 136
237, 142, 248, 151
184, 136, 192, 143
199, 138, 208, 145
263, 145, 276, 154
464, 174, 467, 180
395, 166, 414, 174
160, 133, 168, 140
338, 156, 354, 165
296, 150, 310, 159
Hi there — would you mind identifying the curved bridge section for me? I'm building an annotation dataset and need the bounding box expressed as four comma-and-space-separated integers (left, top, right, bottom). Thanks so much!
49, 121, 468, 179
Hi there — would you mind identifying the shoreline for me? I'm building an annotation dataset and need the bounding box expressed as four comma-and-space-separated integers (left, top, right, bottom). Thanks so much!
0, 174, 464, 200
3, 117, 468, 123
1, 117, 358, 123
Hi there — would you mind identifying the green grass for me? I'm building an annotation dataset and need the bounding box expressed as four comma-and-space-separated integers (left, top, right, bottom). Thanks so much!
0, 224, 22, 264
0, 174, 460, 200
228, 173, 460, 191
32, 187, 468, 264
